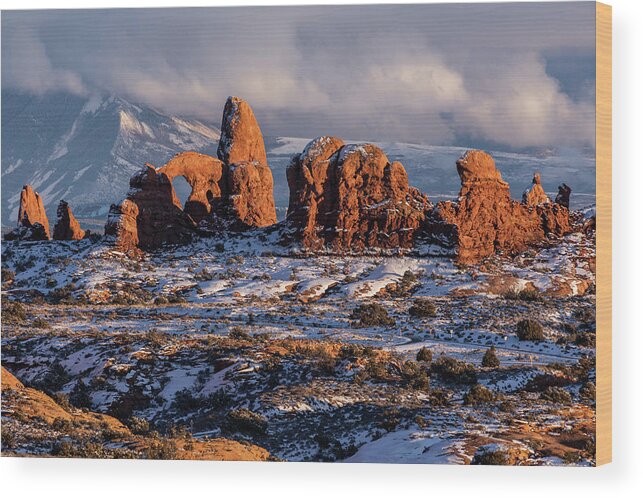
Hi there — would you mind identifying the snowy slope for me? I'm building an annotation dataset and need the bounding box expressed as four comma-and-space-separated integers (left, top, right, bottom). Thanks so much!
2, 91, 596, 227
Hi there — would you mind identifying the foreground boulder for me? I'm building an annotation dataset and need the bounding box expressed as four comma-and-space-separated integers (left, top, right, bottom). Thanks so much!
6, 185, 50, 241
105, 165, 196, 252
53, 200, 86, 240
286, 136, 429, 252
427, 150, 571, 264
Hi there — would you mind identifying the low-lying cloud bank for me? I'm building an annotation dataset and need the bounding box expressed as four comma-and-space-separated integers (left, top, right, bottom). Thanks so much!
1, 3, 596, 150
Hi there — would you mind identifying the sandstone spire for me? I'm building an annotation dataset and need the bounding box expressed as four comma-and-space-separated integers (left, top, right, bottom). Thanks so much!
15, 185, 50, 240
53, 200, 86, 240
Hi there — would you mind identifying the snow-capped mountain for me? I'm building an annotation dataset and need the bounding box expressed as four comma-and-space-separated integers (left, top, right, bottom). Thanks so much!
2, 90, 221, 226
1, 90, 596, 227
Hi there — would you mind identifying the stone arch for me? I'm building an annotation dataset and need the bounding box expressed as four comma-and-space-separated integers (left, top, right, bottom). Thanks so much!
157, 152, 225, 223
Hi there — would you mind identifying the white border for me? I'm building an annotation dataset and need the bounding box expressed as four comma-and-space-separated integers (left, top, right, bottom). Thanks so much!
1, 1, 641, 496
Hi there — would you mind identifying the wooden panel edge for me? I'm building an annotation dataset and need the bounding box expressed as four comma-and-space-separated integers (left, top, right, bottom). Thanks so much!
595, 1, 612, 467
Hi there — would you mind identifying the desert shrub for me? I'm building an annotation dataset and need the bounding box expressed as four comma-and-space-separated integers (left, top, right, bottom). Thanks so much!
503, 288, 542, 302
52, 440, 116, 459
2, 301, 26, 324
540, 386, 572, 404
32, 363, 70, 395
573, 355, 595, 382
416, 346, 433, 363
428, 387, 452, 407
574, 332, 596, 348
378, 408, 400, 432
228, 326, 252, 341
108, 386, 150, 421
516, 319, 545, 341
1, 426, 16, 449
49, 283, 76, 304
142, 439, 178, 460
128, 417, 151, 435
463, 384, 495, 405
52, 392, 73, 411
471, 444, 511, 465
316, 353, 337, 376
390, 270, 419, 297
173, 389, 202, 413
144, 329, 171, 348
52, 417, 74, 432
481, 347, 500, 368
574, 308, 596, 324
409, 298, 437, 318
32, 317, 51, 329
399, 361, 430, 391
164, 292, 187, 304
524, 374, 571, 392
69, 380, 92, 409
110, 283, 153, 305
350, 303, 395, 327
580, 382, 596, 402
432, 355, 477, 384
226, 409, 267, 435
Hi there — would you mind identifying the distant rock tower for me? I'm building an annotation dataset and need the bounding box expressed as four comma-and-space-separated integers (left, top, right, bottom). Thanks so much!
5, 185, 51, 241
53, 200, 86, 240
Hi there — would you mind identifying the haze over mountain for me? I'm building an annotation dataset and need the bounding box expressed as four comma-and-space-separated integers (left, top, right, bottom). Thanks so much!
1, 90, 596, 227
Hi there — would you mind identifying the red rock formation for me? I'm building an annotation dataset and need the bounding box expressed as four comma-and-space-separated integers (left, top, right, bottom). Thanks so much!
105, 199, 140, 253
157, 152, 225, 223
104, 165, 197, 252
555, 183, 572, 209
225, 161, 277, 229
217, 96, 268, 166
286, 137, 429, 252
428, 150, 571, 264
13, 185, 50, 240
53, 200, 86, 240
105, 97, 277, 252
215, 96, 276, 228
522, 173, 551, 207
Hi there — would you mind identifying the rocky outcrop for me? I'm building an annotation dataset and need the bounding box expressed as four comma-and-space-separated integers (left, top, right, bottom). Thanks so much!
157, 152, 225, 223
6, 185, 51, 241
522, 173, 550, 207
104, 97, 277, 252
105, 165, 197, 252
216, 96, 276, 228
285, 137, 429, 252
105, 199, 140, 253
555, 183, 572, 209
217, 96, 268, 166
428, 150, 571, 264
225, 161, 277, 229
53, 200, 86, 240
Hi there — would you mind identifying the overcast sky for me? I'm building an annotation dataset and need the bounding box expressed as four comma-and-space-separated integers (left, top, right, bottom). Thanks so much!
2, 3, 596, 150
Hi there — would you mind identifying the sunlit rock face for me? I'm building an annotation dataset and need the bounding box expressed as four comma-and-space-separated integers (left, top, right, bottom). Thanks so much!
427, 150, 571, 264
285, 136, 429, 252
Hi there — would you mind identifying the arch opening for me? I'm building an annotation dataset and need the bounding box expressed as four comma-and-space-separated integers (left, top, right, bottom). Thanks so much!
171, 175, 192, 210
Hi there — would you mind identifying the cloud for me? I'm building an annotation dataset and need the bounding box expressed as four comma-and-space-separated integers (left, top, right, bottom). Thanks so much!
2, 23, 86, 95
1, 4, 596, 150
